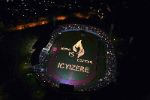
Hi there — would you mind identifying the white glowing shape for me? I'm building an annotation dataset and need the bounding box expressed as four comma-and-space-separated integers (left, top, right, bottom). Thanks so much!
73, 40, 85, 58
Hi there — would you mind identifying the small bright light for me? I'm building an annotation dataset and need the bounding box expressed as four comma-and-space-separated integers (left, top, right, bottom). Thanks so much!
56, 16, 67, 21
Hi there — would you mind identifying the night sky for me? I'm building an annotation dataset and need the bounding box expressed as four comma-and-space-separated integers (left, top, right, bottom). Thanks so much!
0, 0, 150, 100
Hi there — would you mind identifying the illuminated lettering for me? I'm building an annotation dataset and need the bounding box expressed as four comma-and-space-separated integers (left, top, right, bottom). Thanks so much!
69, 52, 75, 57
77, 59, 93, 64
76, 65, 80, 71
77, 58, 81, 62
80, 66, 85, 73
60, 40, 93, 65
70, 65, 76, 71
57, 62, 90, 73
61, 47, 71, 51
85, 67, 89, 73
84, 60, 89, 63
90, 61, 93, 64
57, 62, 64, 68
65, 64, 70, 69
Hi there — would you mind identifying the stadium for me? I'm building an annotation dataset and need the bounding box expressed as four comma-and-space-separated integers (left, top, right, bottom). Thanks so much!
0, 0, 149, 100
33, 24, 116, 92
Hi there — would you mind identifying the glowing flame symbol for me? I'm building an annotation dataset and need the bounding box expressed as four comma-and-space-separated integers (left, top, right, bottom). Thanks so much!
73, 40, 85, 58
